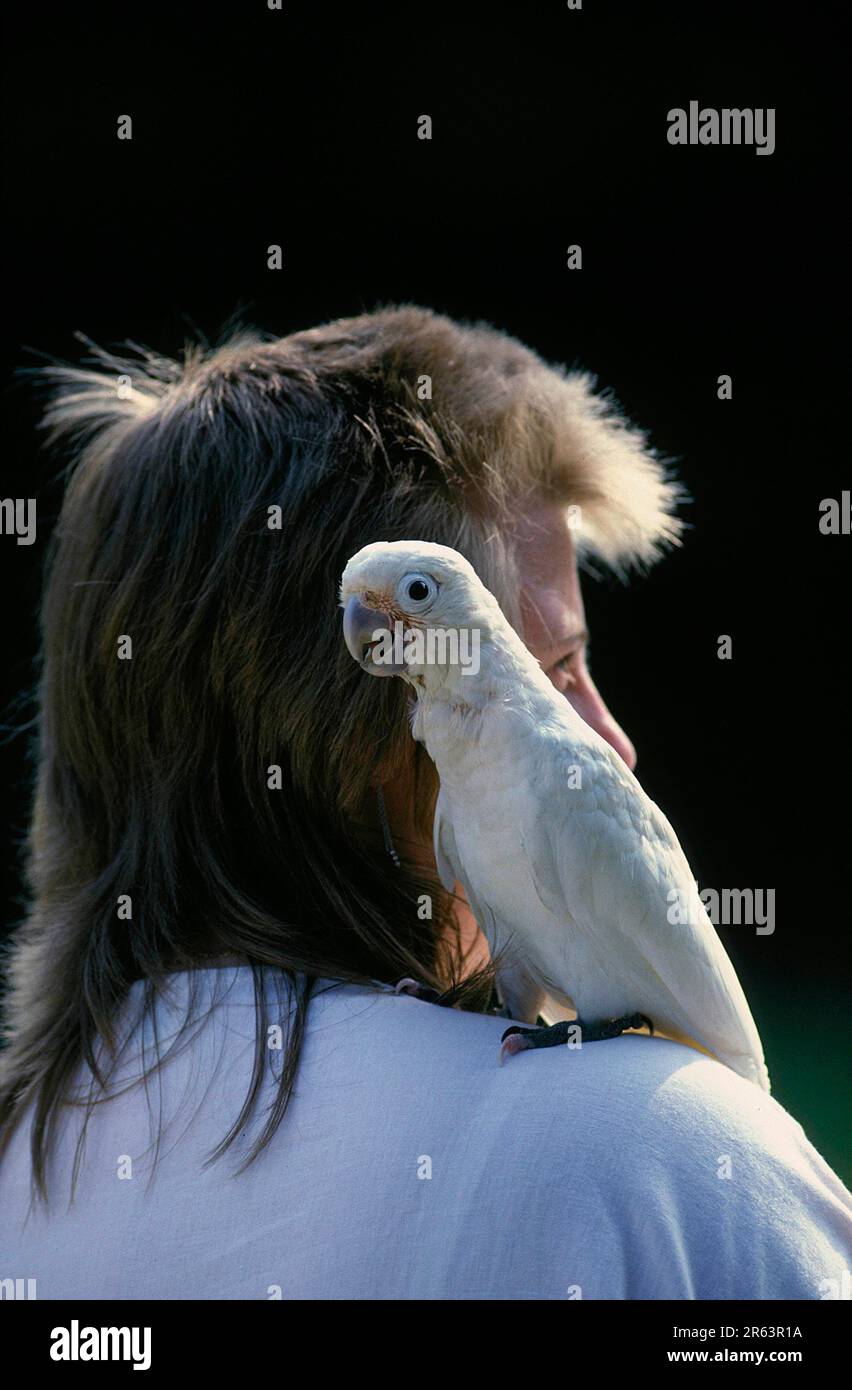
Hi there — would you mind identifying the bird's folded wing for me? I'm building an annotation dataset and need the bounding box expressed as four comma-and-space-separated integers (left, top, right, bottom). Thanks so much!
518, 741, 770, 1090
434, 788, 548, 1022
433, 789, 461, 896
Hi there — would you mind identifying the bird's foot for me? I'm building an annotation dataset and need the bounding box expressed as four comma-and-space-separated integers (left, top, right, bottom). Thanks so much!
583, 1012, 654, 1041
394, 977, 442, 1004
500, 1019, 579, 1063
500, 1012, 654, 1064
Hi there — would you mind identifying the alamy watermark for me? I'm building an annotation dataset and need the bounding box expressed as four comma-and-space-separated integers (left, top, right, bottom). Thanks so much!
0, 1276, 37, 1299
0, 497, 36, 545
667, 103, 775, 156
370, 620, 480, 675
667, 884, 775, 934
50, 1320, 151, 1371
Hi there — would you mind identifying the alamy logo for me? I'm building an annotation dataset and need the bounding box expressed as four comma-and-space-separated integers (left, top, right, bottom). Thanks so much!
0, 1276, 37, 1299
819, 491, 851, 534
667, 102, 775, 156
0, 497, 36, 545
50, 1320, 152, 1371
370, 620, 481, 675
667, 884, 775, 934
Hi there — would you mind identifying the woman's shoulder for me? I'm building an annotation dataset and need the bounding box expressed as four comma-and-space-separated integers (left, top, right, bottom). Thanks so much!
154, 968, 843, 1208
337, 984, 851, 1297
311, 978, 828, 1166
146, 966, 852, 1236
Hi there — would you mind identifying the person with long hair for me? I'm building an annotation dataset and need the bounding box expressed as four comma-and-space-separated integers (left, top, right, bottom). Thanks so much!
1, 307, 849, 1299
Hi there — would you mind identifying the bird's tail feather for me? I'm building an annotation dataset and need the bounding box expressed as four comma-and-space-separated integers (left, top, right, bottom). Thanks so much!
658, 1021, 771, 1093
540, 993, 578, 1026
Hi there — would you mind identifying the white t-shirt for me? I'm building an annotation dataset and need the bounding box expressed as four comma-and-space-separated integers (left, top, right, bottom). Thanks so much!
2, 965, 850, 1300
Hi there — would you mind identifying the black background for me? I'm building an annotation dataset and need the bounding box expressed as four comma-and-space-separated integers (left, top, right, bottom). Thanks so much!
2, 2, 849, 1179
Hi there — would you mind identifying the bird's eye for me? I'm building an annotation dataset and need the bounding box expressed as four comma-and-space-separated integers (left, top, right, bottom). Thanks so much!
401, 572, 437, 607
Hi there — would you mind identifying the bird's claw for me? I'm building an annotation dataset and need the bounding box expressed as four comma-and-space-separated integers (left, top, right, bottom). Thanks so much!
499, 1028, 535, 1065
394, 977, 441, 1003
498, 1012, 655, 1063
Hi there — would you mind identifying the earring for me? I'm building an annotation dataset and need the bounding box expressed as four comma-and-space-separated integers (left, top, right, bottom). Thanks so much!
376, 784, 402, 869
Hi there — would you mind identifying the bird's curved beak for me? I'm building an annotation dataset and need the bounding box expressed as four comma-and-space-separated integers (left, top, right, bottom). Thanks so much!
343, 595, 404, 677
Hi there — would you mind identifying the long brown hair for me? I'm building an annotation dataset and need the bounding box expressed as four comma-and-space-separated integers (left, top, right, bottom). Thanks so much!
0, 306, 681, 1200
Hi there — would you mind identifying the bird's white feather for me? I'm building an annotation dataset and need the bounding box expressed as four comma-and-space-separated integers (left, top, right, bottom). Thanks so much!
428, 671, 770, 1091
344, 539, 771, 1092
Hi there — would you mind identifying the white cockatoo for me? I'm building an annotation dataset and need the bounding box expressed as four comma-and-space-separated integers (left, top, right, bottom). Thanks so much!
340, 540, 770, 1092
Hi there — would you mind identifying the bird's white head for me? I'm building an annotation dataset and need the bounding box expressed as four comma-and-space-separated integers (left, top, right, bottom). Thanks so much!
340, 540, 508, 693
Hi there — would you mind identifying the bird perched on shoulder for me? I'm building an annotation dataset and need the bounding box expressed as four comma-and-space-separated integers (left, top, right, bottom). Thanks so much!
340, 539, 770, 1093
